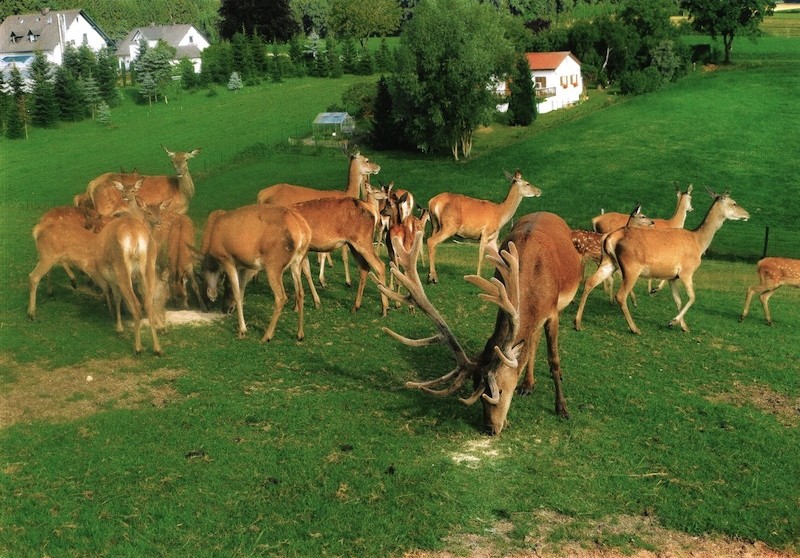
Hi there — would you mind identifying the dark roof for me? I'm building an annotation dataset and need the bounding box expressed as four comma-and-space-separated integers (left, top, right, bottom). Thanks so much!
115, 24, 206, 57
0, 9, 112, 54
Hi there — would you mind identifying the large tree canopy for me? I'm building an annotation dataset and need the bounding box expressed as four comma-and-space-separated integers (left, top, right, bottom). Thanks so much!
390, 0, 516, 159
680, 0, 776, 63
219, 0, 300, 42
328, 0, 402, 45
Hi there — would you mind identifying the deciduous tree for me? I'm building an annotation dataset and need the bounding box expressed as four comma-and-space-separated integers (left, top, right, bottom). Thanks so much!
680, 0, 776, 63
219, 0, 300, 42
329, 0, 402, 46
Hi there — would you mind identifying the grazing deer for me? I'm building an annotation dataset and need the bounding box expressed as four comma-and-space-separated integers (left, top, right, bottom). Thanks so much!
153, 211, 206, 310
575, 189, 749, 334
290, 197, 389, 316
87, 147, 201, 216
593, 184, 694, 294
375, 181, 416, 251
28, 214, 164, 355
199, 204, 312, 342
571, 204, 655, 310
375, 212, 583, 436
740, 257, 800, 325
426, 169, 541, 284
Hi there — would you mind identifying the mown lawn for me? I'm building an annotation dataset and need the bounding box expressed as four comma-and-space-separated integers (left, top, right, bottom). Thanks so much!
1, 37, 799, 557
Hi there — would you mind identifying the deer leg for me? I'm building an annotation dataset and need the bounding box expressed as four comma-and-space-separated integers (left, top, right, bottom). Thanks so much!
544, 316, 569, 418
342, 245, 351, 287
760, 288, 779, 326
317, 252, 328, 288
114, 265, 144, 354
574, 260, 615, 330
141, 255, 162, 355
425, 226, 451, 284
359, 245, 388, 316
669, 276, 694, 332
517, 329, 542, 395
615, 268, 642, 335
301, 256, 321, 309
187, 270, 208, 311
223, 262, 247, 338
289, 261, 305, 341
28, 257, 57, 319
741, 283, 770, 323
261, 266, 288, 343
61, 263, 78, 289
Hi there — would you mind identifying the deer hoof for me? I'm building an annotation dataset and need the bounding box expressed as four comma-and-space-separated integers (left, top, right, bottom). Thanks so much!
516, 385, 534, 396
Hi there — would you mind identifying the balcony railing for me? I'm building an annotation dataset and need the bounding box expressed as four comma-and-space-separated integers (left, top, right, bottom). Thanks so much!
535, 87, 556, 99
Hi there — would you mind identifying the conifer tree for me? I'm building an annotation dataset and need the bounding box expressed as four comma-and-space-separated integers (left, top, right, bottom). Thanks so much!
80, 76, 101, 119
0, 72, 8, 133
375, 38, 393, 73
228, 71, 243, 91
7, 66, 28, 138
6, 97, 25, 139
371, 75, 399, 149
54, 66, 87, 121
508, 54, 536, 126
326, 36, 343, 78
341, 38, 357, 74
95, 48, 119, 106
96, 100, 111, 126
179, 58, 198, 89
355, 49, 374, 75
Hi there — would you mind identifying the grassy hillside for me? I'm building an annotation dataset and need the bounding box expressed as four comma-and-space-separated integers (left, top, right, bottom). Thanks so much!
1, 37, 799, 558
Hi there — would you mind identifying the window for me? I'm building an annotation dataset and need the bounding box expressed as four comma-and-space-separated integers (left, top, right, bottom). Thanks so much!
82, 33, 88, 44
534, 76, 546, 89
189, 35, 194, 43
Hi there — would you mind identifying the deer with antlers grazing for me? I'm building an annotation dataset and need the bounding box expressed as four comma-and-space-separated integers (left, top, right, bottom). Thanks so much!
199, 204, 312, 342
576, 189, 749, 334
86, 147, 201, 216
426, 169, 541, 284
740, 257, 800, 325
375, 212, 583, 435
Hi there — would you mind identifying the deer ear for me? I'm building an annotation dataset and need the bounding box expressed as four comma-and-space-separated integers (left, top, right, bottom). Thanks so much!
503, 169, 514, 181
113, 180, 124, 192
687, 184, 693, 194
188, 148, 201, 158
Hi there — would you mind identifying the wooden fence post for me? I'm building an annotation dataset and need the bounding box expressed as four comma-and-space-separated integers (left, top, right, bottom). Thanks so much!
762, 226, 770, 259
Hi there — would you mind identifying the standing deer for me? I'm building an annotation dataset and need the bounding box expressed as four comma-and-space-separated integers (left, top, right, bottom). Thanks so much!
290, 196, 389, 316
593, 184, 693, 294
740, 257, 800, 325
87, 147, 201, 216
426, 169, 541, 284
153, 211, 206, 310
28, 213, 164, 355
199, 204, 312, 342
375, 212, 583, 435
575, 189, 749, 334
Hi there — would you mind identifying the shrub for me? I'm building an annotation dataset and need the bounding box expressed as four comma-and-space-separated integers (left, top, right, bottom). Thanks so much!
619, 66, 663, 95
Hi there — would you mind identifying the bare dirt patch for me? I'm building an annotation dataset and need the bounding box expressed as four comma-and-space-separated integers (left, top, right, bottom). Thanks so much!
707, 381, 799, 428
0, 355, 183, 428
403, 510, 799, 558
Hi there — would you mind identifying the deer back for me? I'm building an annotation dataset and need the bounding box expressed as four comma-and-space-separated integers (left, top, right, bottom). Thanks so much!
290, 197, 379, 252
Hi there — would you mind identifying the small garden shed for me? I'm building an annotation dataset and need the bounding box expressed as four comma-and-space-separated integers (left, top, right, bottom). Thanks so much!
313, 112, 355, 138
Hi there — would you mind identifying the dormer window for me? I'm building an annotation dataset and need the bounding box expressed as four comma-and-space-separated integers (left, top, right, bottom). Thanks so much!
28, 31, 39, 42
10, 32, 21, 43
189, 35, 193, 43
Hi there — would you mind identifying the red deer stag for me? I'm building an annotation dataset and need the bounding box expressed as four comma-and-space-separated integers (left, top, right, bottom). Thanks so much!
575, 189, 749, 334
375, 212, 583, 435
199, 204, 312, 342
87, 147, 201, 216
28, 213, 164, 355
290, 197, 389, 316
740, 257, 800, 325
426, 169, 541, 284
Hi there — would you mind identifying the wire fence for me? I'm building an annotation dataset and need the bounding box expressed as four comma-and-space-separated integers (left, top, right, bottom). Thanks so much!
706, 224, 800, 262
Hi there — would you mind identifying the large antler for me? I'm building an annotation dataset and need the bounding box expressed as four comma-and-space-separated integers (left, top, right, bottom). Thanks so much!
373, 231, 521, 406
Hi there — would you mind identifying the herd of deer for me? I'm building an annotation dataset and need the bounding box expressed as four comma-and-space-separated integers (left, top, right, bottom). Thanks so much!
27, 146, 800, 435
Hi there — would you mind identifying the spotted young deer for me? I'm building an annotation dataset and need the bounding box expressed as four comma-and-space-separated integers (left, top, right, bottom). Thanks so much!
740, 257, 800, 325
576, 189, 749, 334
87, 147, 201, 216
375, 212, 583, 435
200, 204, 312, 342
426, 169, 541, 283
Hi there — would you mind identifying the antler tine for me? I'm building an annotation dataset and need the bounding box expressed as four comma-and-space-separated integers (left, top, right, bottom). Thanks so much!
464, 242, 520, 333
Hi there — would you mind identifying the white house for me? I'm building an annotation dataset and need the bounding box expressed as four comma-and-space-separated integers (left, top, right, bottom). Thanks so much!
0, 8, 112, 74
526, 51, 583, 114
116, 24, 210, 73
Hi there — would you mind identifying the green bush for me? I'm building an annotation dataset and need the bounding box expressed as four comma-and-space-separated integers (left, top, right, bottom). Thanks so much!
619, 66, 663, 95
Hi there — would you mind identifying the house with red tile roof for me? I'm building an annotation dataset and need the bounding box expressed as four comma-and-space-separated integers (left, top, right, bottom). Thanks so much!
495, 51, 583, 115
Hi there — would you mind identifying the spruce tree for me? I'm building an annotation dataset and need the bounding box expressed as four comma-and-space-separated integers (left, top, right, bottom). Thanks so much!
96, 100, 111, 126
375, 38, 393, 73
508, 54, 536, 126
6, 98, 25, 139
228, 71, 243, 91
0, 72, 8, 133
95, 48, 119, 106
7, 66, 28, 138
341, 38, 357, 74
356, 49, 374, 75
371, 75, 398, 149
138, 72, 158, 105
326, 36, 343, 78
270, 44, 284, 83
179, 58, 198, 89
30, 78, 59, 128
80, 76, 101, 119
54, 66, 87, 121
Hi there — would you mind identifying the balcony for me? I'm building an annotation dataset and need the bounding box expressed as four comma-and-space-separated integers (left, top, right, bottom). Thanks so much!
535, 87, 556, 99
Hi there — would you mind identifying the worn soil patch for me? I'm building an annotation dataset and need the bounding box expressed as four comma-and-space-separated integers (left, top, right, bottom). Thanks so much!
404, 510, 799, 558
0, 355, 183, 428
707, 381, 800, 428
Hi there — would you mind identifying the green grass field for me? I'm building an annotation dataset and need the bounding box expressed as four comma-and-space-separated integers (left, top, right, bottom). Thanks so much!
1, 37, 799, 557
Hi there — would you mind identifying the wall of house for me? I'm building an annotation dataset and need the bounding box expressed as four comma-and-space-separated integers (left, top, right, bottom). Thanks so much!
63, 14, 109, 59
534, 57, 583, 114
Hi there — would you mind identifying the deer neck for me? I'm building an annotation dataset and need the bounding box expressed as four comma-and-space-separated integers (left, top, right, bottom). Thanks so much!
668, 194, 690, 227
691, 199, 726, 253
497, 184, 525, 227
345, 161, 364, 198
178, 170, 195, 200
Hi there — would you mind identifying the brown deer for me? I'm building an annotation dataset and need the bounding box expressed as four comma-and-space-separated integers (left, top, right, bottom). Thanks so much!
87, 147, 201, 216
426, 169, 541, 284
28, 214, 164, 355
575, 189, 749, 334
199, 204, 312, 342
740, 257, 800, 325
375, 212, 583, 436
593, 185, 694, 294
290, 197, 389, 316
152, 211, 206, 310
571, 204, 655, 311
256, 148, 380, 205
